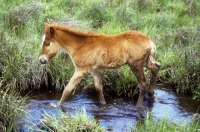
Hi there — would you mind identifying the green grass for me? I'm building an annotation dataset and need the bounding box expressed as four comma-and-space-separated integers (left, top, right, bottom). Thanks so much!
0, 0, 200, 130
0, 0, 199, 98
0, 85, 27, 131
38, 108, 105, 132
132, 113, 200, 132
36, 110, 200, 132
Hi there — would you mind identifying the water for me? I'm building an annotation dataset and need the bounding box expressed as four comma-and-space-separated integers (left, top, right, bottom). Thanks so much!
18, 84, 200, 132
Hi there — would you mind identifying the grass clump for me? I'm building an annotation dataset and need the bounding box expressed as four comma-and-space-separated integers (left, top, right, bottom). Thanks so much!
6, 2, 43, 31
0, 1, 46, 90
0, 0, 200, 104
101, 66, 138, 98
0, 86, 27, 131
78, 0, 109, 28
158, 26, 200, 98
132, 113, 200, 132
39, 108, 105, 132
0, 0, 200, 131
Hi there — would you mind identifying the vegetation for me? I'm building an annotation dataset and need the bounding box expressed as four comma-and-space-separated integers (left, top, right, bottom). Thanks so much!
0, 85, 27, 131
1, 0, 200, 98
132, 113, 200, 132
0, 0, 200, 131
38, 108, 105, 132
37, 109, 200, 132
0, 0, 199, 98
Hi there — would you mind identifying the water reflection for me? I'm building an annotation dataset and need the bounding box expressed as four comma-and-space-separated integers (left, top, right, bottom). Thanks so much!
19, 84, 200, 131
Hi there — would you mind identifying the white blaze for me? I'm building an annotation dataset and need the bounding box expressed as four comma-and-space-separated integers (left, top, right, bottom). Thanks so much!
41, 34, 46, 46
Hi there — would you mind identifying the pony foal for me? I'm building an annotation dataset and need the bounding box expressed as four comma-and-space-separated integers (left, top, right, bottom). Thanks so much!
39, 23, 160, 109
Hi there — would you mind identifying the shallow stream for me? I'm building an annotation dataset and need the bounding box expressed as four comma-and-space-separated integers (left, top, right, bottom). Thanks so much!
18, 84, 200, 131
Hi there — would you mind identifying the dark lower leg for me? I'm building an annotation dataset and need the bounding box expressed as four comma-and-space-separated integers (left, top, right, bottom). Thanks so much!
96, 88, 106, 105
129, 64, 148, 108
93, 70, 106, 105
148, 64, 160, 102
136, 82, 148, 108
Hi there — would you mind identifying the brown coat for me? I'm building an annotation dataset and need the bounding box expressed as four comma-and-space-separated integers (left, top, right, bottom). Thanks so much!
39, 23, 160, 110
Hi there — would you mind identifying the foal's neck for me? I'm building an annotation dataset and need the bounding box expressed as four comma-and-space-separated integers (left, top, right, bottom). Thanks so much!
56, 26, 93, 55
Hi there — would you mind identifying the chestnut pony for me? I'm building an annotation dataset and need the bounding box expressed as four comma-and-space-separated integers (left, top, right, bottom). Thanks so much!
39, 23, 160, 109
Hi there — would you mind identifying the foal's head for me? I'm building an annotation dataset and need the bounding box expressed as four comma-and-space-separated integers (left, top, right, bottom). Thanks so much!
39, 23, 60, 64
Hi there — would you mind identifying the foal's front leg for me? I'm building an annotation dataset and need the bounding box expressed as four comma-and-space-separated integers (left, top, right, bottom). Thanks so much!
58, 68, 88, 106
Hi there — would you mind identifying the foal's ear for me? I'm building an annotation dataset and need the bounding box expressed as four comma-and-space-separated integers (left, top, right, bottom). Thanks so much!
44, 22, 55, 36
50, 26, 55, 36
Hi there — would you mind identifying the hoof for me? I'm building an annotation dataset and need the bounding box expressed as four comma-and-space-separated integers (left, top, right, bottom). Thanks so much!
57, 102, 63, 107
100, 102, 106, 105
148, 93, 156, 104
57, 102, 66, 112
99, 99, 106, 105
136, 106, 145, 119
148, 96, 156, 104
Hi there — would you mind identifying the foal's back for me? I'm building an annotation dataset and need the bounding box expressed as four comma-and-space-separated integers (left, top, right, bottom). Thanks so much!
74, 30, 153, 69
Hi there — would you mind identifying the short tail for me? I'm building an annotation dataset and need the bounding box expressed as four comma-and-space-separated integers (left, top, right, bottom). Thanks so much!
147, 41, 160, 68
146, 40, 160, 102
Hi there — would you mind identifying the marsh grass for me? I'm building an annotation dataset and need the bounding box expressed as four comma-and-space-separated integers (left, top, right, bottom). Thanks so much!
0, 0, 199, 99
132, 113, 200, 132
37, 110, 200, 132
0, 0, 200, 131
0, 85, 27, 131
78, 0, 109, 28
38, 108, 105, 132
0, 0, 199, 114
101, 66, 138, 98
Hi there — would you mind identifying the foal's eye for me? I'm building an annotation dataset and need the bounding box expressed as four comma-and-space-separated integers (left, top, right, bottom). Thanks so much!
45, 43, 50, 46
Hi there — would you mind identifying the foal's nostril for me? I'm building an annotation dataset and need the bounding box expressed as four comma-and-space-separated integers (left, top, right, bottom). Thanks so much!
39, 55, 48, 64
39, 58, 47, 64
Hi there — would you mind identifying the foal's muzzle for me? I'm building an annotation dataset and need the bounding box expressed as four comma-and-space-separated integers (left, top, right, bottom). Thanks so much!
39, 59, 47, 64
39, 55, 48, 64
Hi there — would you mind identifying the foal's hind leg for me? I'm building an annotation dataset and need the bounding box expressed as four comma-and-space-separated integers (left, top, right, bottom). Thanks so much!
92, 70, 106, 105
129, 65, 149, 108
146, 61, 160, 103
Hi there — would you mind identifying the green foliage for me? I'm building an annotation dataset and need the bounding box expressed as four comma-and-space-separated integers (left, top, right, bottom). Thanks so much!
101, 67, 138, 98
48, 54, 75, 91
0, 86, 27, 131
132, 113, 200, 132
82, 66, 138, 98
157, 26, 200, 98
78, 0, 110, 28
0, 0, 200, 131
0, 0, 200, 100
38, 108, 105, 132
